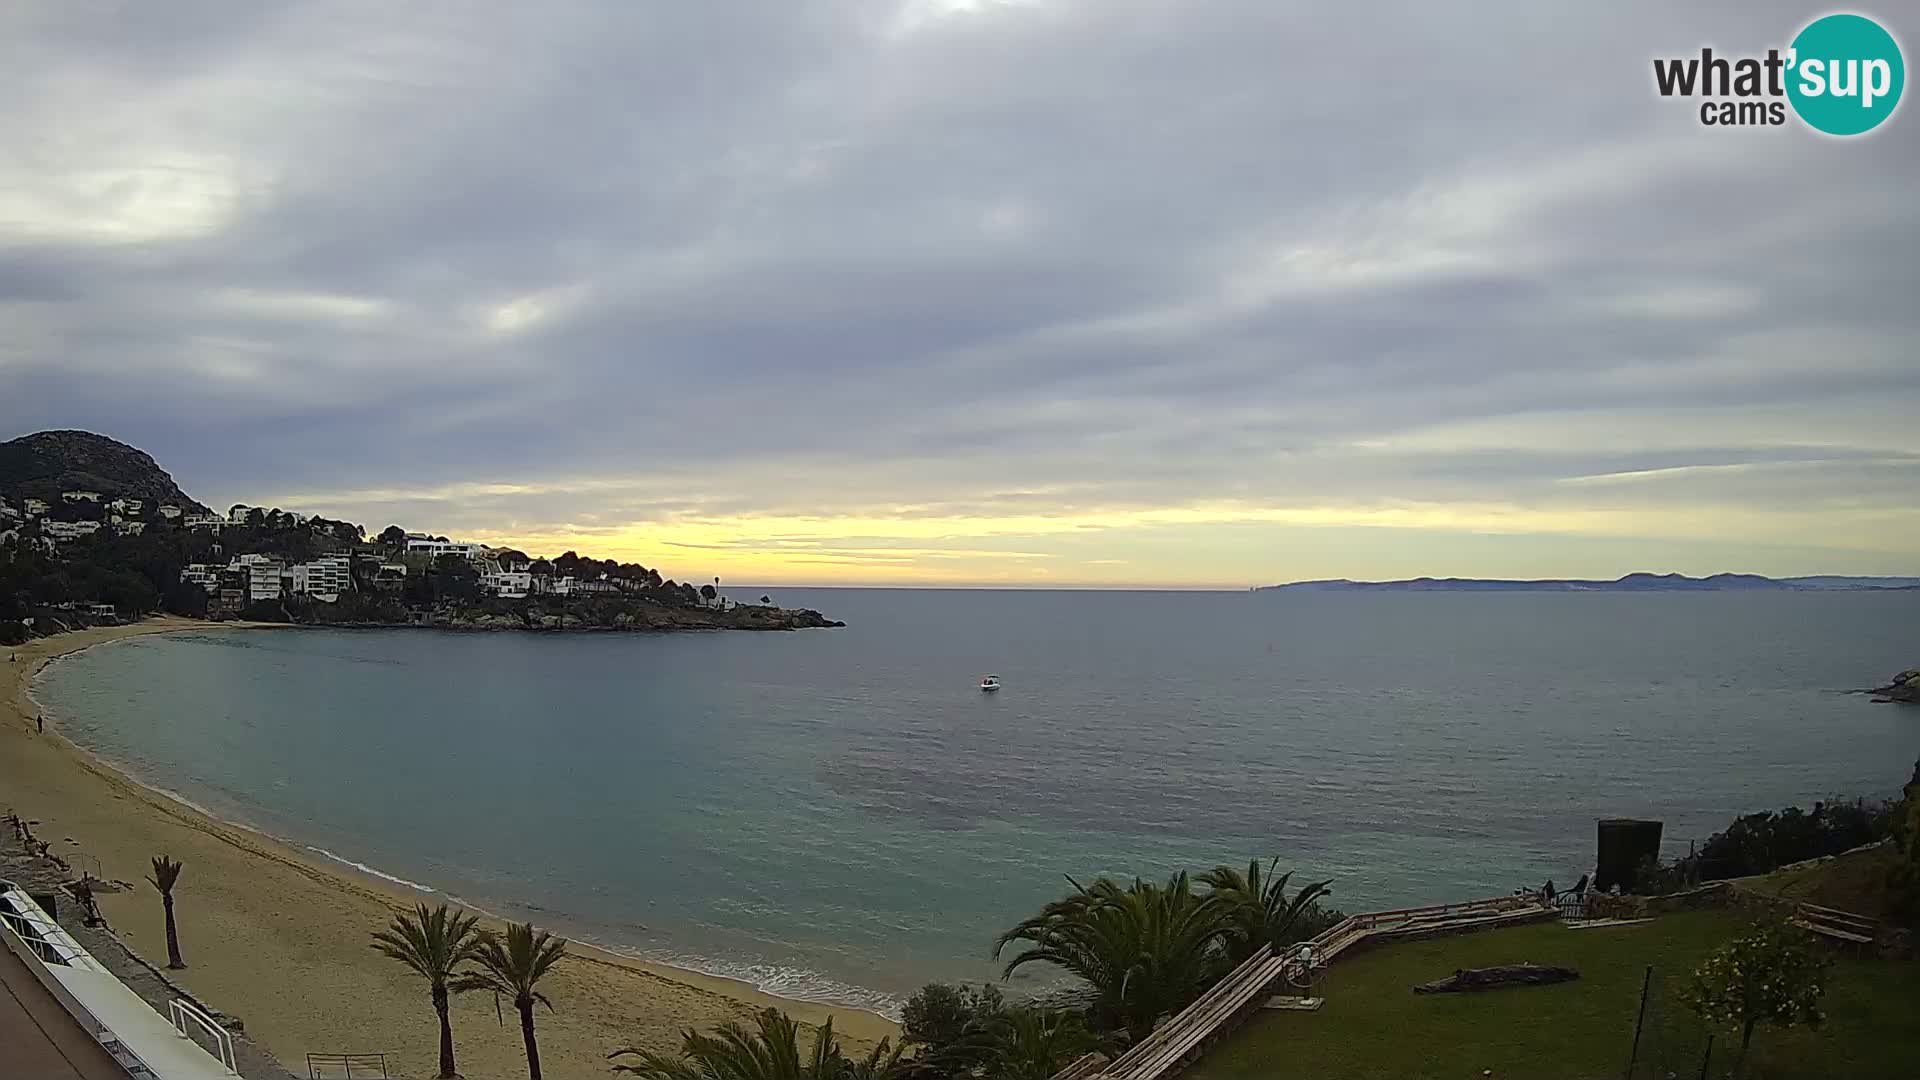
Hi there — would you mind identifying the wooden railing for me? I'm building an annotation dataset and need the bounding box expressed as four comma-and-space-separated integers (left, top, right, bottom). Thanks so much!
1057, 893, 1550, 1080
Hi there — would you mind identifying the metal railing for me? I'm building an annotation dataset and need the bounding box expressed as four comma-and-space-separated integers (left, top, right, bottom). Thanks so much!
306, 1052, 391, 1078
72, 851, 105, 882
169, 997, 239, 1073
0, 883, 109, 970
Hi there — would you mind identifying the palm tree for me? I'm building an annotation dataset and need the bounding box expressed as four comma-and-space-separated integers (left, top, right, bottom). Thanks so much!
370, 903, 486, 1079
984, 1008, 1104, 1080
146, 856, 186, 968
610, 1008, 879, 1079
459, 922, 568, 1080
1198, 858, 1335, 962
994, 873, 1232, 1044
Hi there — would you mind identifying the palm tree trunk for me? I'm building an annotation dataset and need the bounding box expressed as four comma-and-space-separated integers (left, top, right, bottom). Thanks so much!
433, 985, 458, 1078
518, 998, 542, 1080
161, 894, 184, 968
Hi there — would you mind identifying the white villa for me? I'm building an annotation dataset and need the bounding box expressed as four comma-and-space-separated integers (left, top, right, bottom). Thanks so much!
61, 489, 102, 503
157, 504, 183, 520
23, 497, 49, 515
406, 537, 484, 559
481, 570, 533, 598
44, 520, 103, 542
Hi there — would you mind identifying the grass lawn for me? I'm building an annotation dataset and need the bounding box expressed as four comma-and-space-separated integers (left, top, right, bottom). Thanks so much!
1186, 910, 1920, 1080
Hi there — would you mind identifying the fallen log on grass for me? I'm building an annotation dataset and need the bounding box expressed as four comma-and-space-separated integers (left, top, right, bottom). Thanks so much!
1413, 964, 1580, 993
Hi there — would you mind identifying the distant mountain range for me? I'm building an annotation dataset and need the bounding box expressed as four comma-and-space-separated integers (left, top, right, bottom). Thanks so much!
1255, 573, 1920, 593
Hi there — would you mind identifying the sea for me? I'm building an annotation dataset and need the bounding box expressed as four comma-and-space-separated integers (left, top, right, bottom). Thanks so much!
32, 589, 1920, 1016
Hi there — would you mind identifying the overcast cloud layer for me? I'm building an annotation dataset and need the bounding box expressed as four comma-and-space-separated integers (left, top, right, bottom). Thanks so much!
4, 1, 1916, 585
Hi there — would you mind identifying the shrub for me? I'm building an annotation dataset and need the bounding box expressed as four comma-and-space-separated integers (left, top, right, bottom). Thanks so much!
1887, 758, 1920, 927
1681, 799, 1893, 882
902, 983, 1005, 1077
1683, 922, 1829, 1075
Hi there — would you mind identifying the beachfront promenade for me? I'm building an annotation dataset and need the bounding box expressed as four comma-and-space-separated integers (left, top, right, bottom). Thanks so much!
0, 930, 132, 1080
2, 880, 239, 1079
1054, 893, 1554, 1080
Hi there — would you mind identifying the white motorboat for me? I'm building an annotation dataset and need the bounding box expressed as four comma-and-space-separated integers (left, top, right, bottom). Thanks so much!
979, 674, 1001, 692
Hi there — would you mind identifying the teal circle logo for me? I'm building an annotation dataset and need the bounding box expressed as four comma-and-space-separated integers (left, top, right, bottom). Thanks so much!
1787, 14, 1904, 135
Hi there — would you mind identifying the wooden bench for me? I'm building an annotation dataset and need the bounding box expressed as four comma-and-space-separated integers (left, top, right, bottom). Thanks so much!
1790, 902, 1878, 949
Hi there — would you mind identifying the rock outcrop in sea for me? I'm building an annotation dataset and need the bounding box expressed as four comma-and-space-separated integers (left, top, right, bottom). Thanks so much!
1866, 668, 1920, 704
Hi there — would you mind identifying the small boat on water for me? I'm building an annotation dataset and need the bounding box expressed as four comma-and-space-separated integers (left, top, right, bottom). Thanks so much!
979, 674, 1001, 692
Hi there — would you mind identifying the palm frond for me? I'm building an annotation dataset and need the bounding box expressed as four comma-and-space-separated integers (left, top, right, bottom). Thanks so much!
147, 855, 183, 895
367, 902, 487, 990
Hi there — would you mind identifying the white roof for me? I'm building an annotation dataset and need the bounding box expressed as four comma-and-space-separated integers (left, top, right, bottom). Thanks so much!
4, 885, 234, 1078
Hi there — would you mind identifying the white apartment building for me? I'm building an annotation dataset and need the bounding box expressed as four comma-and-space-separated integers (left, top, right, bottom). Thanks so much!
181, 564, 222, 591
109, 497, 145, 514
184, 513, 225, 529
23, 497, 49, 515
406, 538, 484, 559
290, 555, 353, 600
228, 504, 253, 522
61, 489, 102, 503
247, 563, 285, 602
114, 520, 147, 535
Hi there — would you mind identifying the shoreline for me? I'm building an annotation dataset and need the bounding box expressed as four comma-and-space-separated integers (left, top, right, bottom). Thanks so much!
4, 618, 899, 1077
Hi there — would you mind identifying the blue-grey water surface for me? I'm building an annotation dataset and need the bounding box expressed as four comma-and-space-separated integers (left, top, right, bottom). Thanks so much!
34, 589, 1920, 1013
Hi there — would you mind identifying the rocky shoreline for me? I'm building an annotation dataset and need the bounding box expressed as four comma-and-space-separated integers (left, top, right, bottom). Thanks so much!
1866, 668, 1919, 704
266, 595, 845, 634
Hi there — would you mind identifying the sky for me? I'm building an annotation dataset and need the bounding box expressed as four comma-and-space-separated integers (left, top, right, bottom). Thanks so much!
3, 1, 1916, 588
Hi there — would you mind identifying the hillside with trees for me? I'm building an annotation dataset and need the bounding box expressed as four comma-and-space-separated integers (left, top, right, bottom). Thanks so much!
0, 430, 840, 642
0, 430, 210, 514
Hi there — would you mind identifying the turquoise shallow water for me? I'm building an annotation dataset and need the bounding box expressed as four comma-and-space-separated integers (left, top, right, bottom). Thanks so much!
33, 589, 1920, 1013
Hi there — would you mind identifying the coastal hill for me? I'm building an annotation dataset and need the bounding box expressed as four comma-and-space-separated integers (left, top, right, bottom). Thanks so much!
0, 430, 212, 515
1256, 572, 1920, 593
0, 429, 842, 639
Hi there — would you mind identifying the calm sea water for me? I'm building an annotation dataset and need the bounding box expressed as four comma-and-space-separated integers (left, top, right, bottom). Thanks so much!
34, 590, 1920, 1013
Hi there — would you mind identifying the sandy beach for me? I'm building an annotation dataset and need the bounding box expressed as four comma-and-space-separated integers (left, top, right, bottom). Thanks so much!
2, 619, 898, 1079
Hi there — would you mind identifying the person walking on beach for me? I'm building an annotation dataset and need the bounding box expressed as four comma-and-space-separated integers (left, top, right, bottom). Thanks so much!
37, 712, 44, 734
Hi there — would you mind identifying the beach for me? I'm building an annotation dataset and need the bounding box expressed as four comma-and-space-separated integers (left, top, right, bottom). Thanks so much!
3, 619, 898, 1079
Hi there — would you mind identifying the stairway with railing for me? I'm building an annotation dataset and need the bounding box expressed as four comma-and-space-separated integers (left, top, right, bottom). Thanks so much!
1056, 893, 1553, 1080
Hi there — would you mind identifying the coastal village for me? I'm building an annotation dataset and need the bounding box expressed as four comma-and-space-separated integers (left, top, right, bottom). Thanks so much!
6, 490, 709, 613
3, 436, 1917, 1080
0, 461, 855, 642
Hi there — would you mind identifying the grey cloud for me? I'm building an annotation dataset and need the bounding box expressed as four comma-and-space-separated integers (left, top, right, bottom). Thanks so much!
2, 0, 1915, 566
